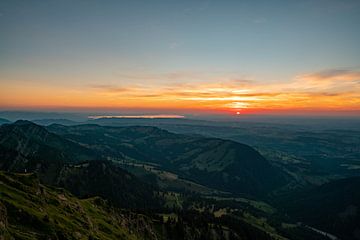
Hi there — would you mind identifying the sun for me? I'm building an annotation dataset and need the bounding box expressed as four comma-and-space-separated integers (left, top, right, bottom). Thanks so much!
236, 111, 241, 115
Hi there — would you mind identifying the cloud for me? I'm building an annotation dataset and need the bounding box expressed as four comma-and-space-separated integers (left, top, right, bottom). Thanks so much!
297, 69, 360, 82
88, 84, 132, 93
80, 68, 360, 112
113, 71, 253, 85
289, 69, 360, 93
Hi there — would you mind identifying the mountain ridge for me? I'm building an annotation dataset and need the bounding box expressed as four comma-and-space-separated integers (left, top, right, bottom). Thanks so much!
0, 120, 100, 184
46, 123, 289, 197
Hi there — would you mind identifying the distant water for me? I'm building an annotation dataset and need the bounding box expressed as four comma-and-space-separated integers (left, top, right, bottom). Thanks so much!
88, 115, 185, 119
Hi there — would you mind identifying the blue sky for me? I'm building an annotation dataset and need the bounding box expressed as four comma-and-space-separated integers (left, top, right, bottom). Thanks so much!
0, 0, 360, 115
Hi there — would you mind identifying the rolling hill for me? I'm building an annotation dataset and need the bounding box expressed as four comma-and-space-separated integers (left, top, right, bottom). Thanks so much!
0, 121, 159, 209
0, 120, 100, 184
0, 171, 279, 240
47, 124, 288, 197
0, 120, 343, 240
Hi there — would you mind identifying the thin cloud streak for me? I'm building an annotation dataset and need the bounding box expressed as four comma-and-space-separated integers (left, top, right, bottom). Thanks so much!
81, 68, 360, 113
1, 69, 359, 114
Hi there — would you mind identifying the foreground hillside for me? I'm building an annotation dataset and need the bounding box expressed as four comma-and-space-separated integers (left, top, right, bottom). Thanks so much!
0, 171, 159, 240
0, 171, 285, 240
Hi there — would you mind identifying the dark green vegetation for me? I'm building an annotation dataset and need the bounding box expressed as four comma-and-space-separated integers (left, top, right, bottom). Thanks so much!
0, 120, 99, 184
0, 171, 158, 240
1, 171, 305, 240
1, 118, 359, 239
136, 120, 360, 182
93, 118, 359, 189
277, 177, 360, 240
56, 161, 160, 209
47, 123, 287, 197
0, 121, 158, 209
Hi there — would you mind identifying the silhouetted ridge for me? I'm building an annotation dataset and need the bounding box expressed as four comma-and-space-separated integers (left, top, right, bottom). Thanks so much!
0, 121, 100, 183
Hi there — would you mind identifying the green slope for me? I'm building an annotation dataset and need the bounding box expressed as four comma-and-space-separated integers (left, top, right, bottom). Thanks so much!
0, 121, 100, 184
0, 171, 284, 240
47, 124, 288, 197
0, 171, 158, 240
56, 160, 161, 209
0, 121, 163, 209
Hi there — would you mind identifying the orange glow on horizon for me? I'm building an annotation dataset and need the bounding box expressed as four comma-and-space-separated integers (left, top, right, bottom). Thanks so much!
1, 69, 360, 116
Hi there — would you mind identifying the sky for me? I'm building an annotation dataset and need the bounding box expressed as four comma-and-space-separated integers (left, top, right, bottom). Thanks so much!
0, 0, 360, 116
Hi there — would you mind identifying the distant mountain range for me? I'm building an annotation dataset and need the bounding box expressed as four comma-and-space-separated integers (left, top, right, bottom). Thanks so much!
32, 118, 80, 126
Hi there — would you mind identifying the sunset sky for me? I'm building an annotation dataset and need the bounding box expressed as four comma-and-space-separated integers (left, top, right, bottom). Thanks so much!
1, 0, 360, 116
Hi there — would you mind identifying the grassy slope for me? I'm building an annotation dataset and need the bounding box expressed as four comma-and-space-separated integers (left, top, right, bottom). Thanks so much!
0, 171, 295, 240
0, 171, 282, 240
0, 172, 158, 240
